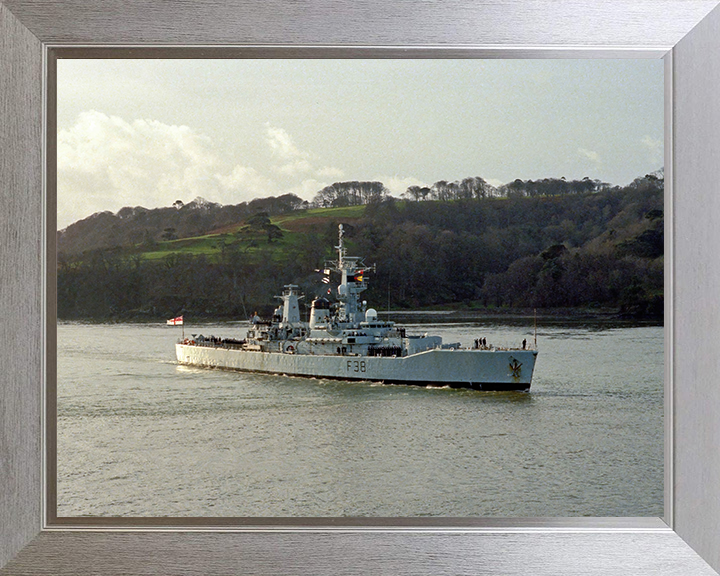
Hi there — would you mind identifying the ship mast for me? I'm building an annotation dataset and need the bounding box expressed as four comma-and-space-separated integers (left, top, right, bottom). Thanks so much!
336, 224, 346, 269
327, 224, 373, 325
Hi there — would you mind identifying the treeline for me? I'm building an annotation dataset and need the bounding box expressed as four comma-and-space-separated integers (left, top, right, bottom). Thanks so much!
355, 176, 663, 316
312, 181, 390, 207
57, 229, 332, 320
402, 176, 498, 201
60, 173, 657, 256
58, 193, 309, 256
313, 175, 612, 205
57, 173, 663, 321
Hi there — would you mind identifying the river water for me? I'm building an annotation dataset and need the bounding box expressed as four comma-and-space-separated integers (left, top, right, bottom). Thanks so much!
57, 315, 663, 518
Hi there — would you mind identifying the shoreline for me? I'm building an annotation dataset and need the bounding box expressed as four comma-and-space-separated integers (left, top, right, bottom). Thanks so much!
56, 306, 663, 326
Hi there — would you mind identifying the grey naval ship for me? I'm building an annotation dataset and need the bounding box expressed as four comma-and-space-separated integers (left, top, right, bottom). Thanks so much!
176, 225, 538, 391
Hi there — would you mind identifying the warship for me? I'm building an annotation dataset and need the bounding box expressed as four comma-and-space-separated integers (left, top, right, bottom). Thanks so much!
176, 225, 538, 390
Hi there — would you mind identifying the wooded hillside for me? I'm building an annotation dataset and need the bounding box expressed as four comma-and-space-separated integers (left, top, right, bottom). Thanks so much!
57, 173, 663, 320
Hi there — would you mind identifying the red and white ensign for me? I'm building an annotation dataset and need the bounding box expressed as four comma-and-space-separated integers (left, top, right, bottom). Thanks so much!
166, 316, 183, 325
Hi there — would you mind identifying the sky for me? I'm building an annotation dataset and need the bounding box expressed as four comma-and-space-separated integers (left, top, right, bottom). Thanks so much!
57, 59, 663, 229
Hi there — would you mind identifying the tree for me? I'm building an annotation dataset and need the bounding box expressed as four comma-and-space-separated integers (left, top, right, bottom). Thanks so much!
243, 212, 284, 244
404, 185, 423, 201
162, 227, 178, 241
247, 212, 271, 228
505, 179, 526, 198
276, 193, 305, 211
312, 181, 390, 207
459, 176, 494, 199
264, 223, 284, 243
431, 180, 449, 201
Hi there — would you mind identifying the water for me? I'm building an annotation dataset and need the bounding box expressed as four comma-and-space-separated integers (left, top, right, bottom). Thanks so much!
56, 317, 663, 518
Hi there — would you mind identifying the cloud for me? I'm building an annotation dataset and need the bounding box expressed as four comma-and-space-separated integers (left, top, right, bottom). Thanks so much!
58, 111, 232, 227
272, 159, 313, 176
57, 114, 350, 227
315, 166, 345, 179
374, 175, 429, 197
578, 147, 602, 167
217, 165, 275, 197
641, 135, 663, 164
264, 124, 345, 183
265, 125, 308, 160
286, 178, 334, 200
264, 124, 346, 193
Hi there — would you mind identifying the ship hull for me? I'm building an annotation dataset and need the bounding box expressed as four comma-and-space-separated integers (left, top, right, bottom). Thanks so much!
176, 344, 537, 391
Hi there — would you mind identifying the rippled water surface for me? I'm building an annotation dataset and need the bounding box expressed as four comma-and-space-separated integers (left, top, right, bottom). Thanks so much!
57, 316, 663, 517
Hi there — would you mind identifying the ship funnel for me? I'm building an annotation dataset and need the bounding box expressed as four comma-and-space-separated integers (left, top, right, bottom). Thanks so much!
309, 297, 330, 328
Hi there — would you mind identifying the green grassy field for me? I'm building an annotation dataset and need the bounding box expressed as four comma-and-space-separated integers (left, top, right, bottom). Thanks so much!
135, 204, 366, 262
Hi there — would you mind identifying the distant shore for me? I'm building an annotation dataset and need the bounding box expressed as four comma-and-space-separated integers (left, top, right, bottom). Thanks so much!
56, 305, 663, 325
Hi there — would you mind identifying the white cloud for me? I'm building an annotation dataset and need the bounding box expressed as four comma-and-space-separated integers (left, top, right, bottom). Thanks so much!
57, 111, 231, 227
315, 166, 345, 179
374, 175, 429, 197
286, 178, 333, 200
264, 124, 346, 183
272, 159, 314, 176
265, 124, 308, 161
578, 147, 602, 167
218, 165, 276, 197
57, 114, 348, 227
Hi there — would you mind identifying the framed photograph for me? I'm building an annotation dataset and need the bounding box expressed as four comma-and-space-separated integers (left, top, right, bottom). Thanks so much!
52, 54, 666, 523
2, 1, 720, 575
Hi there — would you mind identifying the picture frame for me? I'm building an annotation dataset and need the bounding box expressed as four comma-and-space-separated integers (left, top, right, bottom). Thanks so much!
2, 1, 720, 574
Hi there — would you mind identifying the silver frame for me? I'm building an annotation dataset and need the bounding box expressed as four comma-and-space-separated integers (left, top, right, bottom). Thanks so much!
2, 2, 720, 574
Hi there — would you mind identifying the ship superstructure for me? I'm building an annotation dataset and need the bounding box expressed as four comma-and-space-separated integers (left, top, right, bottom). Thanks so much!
176, 225, 538, 390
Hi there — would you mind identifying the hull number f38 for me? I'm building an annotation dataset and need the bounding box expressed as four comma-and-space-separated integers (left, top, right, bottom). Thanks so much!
347, 360, 367, 373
